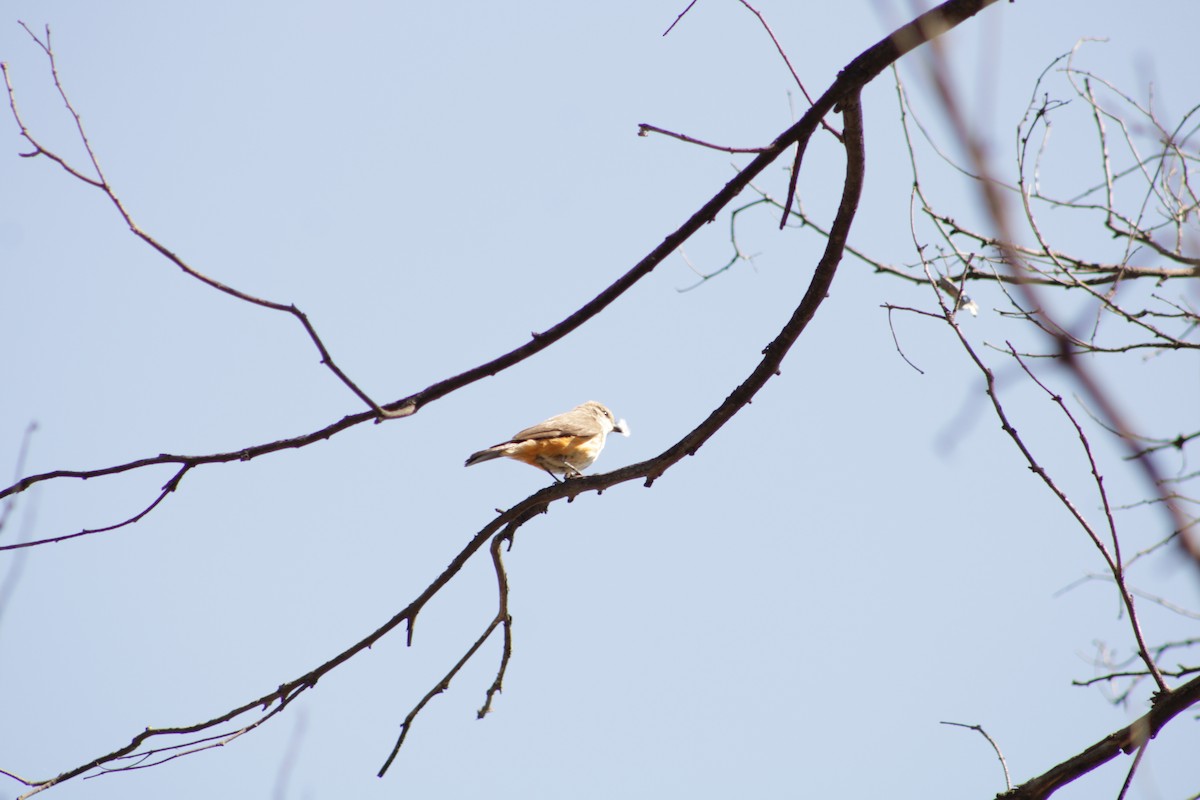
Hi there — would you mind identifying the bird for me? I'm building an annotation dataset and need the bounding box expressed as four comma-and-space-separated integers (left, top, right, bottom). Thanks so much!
465, 401, 630, 481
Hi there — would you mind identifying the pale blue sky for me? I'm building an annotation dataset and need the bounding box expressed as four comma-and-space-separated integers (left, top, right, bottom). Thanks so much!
2, 2, 1197, 799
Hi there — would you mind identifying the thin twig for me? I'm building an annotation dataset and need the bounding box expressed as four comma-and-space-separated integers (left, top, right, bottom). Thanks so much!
1008, 348, 1166, 692
661, 0, 699, 36
4, 25, 393, 420
0, 422, 37, 536
0, 466, 189, 551
940, 721, 1011, 790
477, 531, 515, 720
884, 305, 926, 373
636, 123, 769, 153
733, 0, 841, 140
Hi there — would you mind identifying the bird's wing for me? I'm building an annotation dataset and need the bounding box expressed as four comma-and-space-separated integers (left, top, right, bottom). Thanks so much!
510, 411, 598, 441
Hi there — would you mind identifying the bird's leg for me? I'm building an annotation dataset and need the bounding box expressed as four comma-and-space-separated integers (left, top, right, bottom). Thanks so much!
537, 455, 582, 482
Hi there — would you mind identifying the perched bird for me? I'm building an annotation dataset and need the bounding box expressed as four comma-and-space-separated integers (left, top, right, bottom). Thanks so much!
936, 275, 979, 316
465, 401, 630, 481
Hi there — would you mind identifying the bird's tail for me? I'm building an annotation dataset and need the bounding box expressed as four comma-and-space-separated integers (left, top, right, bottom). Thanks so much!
465, 447, 505, 468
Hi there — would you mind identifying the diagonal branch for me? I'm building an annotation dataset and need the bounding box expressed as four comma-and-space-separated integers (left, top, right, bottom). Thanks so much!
1, 466, 189, 551
1004, 672, 1200, 800
376, 528, 514, 778
734, 0, 841, 141
0, 0, 1001, 544
6, 69, 868, 800
778, 0, 1001, 227
1008, 349, 1166, 691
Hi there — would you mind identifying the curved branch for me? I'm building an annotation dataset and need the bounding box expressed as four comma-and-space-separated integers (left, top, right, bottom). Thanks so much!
2, 26, 391, 419
376, 528, 514, 778
0, 0, 1001, 537
7, 68, 868, 800
778, 0, 1000, 224
939, 721, 1011, 791
1004, 673, 1200, 800
0, 466, 188, 551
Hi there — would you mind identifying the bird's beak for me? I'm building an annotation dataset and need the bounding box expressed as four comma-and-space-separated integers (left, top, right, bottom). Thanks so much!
614, 419, 631, 437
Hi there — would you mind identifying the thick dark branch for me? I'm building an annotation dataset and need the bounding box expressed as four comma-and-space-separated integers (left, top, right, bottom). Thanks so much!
1004, 673, 1200, 800
0, 0, 1001, 530
10, 71, 869, 798
376, 80, 869, 781
0, 421, 363, 508
11, 497, 543, 798
778, 0, 1000, 223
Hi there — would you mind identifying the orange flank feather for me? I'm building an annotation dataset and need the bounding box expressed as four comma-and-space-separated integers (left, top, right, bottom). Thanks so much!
502, 436, 602, 468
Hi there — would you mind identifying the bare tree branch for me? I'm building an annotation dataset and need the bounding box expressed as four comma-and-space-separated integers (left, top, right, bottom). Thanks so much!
636, 123, 770, 153
0, 421, 36, 537
2, 24, 395, 419
910, 32, 1198, 568
2, 45, 866, 792
0, 0, 1000, 547
1008, 348, 1166, 691
733, 0, 842, 140
1003, 673, 1200, 800
24, 4, 1194, 797
778, 0, 1002, 227
940, 721, 1012, 791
